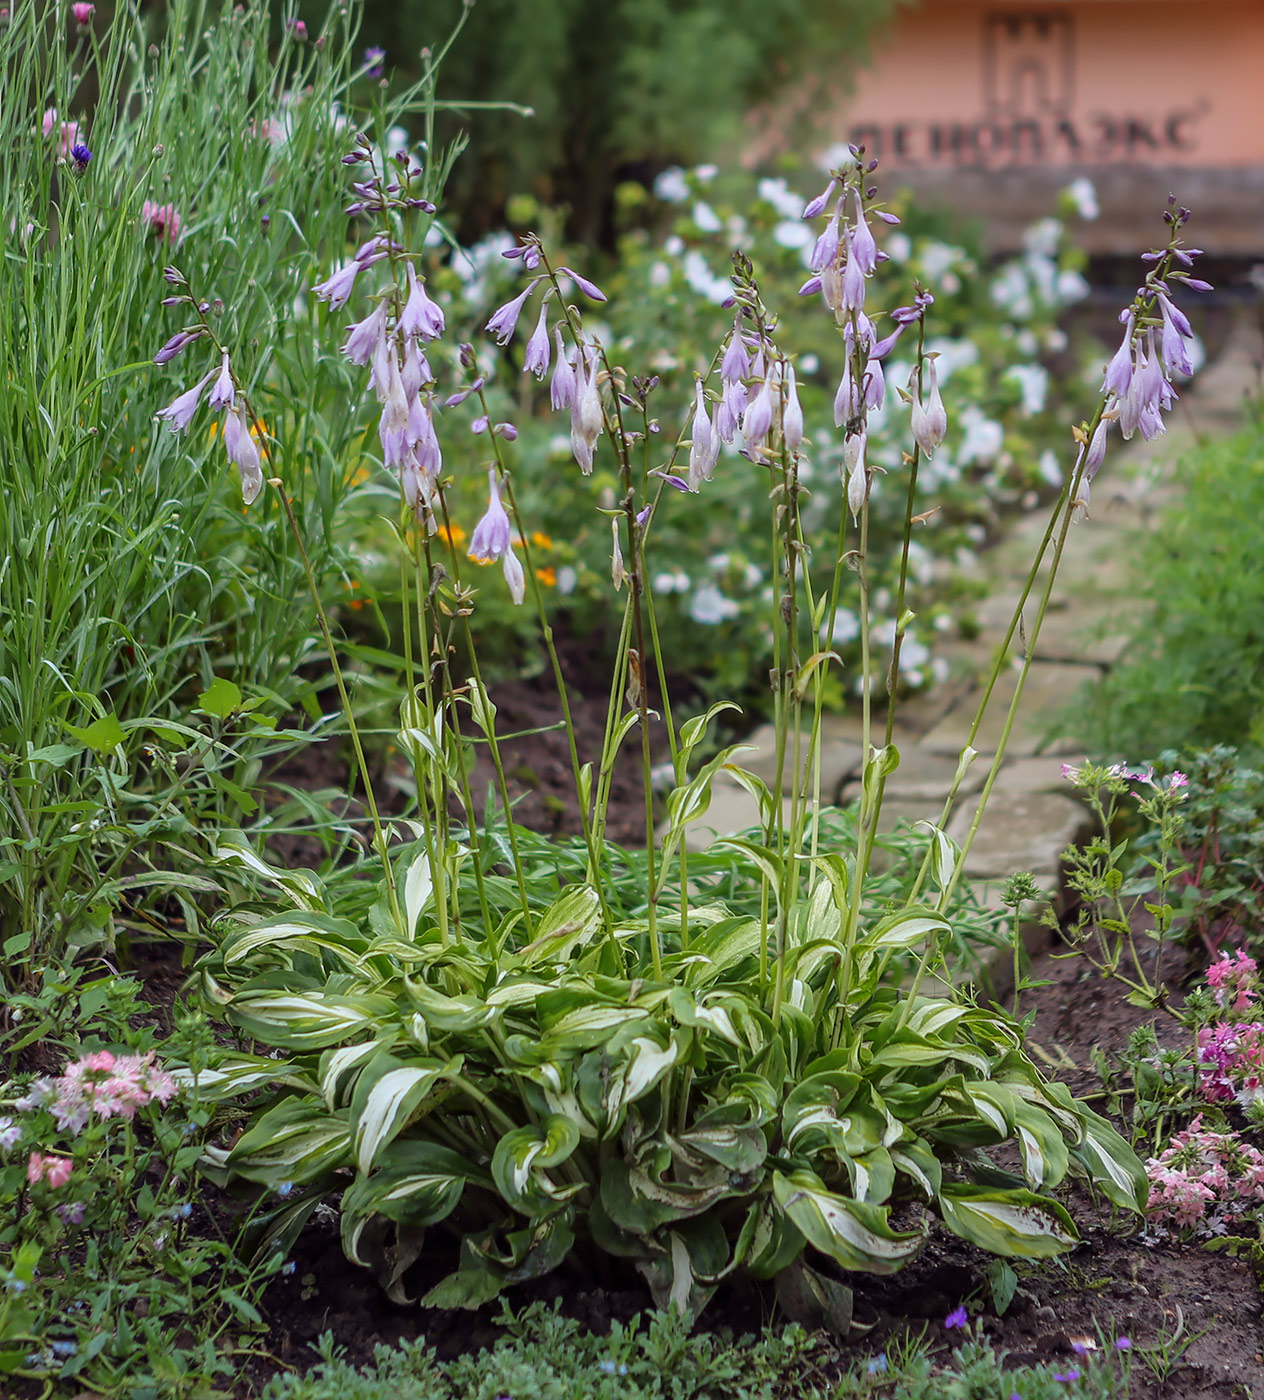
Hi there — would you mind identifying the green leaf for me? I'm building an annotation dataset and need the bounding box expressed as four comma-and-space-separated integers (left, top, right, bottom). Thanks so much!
519, 884, 603, 964
62, 712, 125, 755
228, 1098, 351, 1185
772, 1170, 925, 1274
492, 1115, 582, 1212
861, 905, 951, 951
1070, 1112, 1149, 1212
938, 1184, 1079, 1257
350, 1051, 459, 1174
197, 677, 243, 719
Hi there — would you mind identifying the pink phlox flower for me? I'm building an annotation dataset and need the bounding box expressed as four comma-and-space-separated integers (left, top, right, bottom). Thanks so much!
0, 1116, 21, 1151
27, 1152, 72, 1188
1205, 951, 1259, 1013
141, 200, 182, 246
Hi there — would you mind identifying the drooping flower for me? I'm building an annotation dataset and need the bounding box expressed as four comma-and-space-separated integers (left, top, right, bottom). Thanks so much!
341, 300, 389, 366
398, 263, 445, 341
312, 259, 366, 311
468, 469, 524, 603
782, 364, 804, 451
523, 300, 552, 379
550, 330, 576, 410
207, 351, 235, 411
688, 380, 718, 489
742, 374, 775, 449
844, 429, 868, 518
223, 406, 263, 504
850, 189, 877, 275
910, 358, 948, 456
570, 345, 603, 474
486, 279, 542, 345
720, 321, 750, 384
156, 368, 217, 433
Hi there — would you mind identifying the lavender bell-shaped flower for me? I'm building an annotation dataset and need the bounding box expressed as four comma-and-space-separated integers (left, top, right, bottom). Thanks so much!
743, 374, 775, 449
1102, 313, 1135, 398
839, 229, 868, 314
468, 468, 525, 603
558, 267, 607, 303
343, 301, 389, 366
850, 189, 877, 276
223, 406, 262, 504
1158, 293, 1193, 377
523, 300, 552, 379
550, 330, 576, 410
156, 367, 216, 433
207, 351, 235, 412
783, 365, 804, 451
809, 206, 842, 275
486, 279, 542, 345
398, 263, 446, 342
570, 346, 602, 474
834, 358, 860, 427
802, 178, 838, 220
721, 322, 750, 384
863, 356, 885, 412
910, 358, 947, 456
844, 430, 868, 518
688, 380, 719, 489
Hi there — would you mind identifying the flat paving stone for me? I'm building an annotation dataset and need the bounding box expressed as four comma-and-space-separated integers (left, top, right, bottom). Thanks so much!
918, 660, 1100, 757
945, 789, 1090, 881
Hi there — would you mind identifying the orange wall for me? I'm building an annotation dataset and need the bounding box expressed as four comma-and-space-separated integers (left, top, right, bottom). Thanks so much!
832, 0, 1264, 171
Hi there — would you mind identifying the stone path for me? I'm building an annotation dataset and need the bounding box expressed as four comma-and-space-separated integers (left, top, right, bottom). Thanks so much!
676, 310, 1262, 987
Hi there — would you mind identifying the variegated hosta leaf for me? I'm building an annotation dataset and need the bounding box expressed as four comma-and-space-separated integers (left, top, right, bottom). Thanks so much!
211, 836, 326, 910
890, 1137, 943, 1200
320, 1039, 390, 1112
1012, 1101, 1071, 1191
859, 905, 951, 953
517, 885, 603, 965
227, 1097, 351, 1186
401, 972, 497, 1032
938, 1184, 1079, 1258
1071, 1112, 1149, 1211
636, 1217, 730, 1321
169, 1053, 301, 1102
340, 1140, 473, 1266
216, 911, 369, 971
492, 1115, 583, 1213
227, 990, 395, 1050
772, 1170, 925, 1274
349, 1051, 463, 1175
602, 1034, 681, 1132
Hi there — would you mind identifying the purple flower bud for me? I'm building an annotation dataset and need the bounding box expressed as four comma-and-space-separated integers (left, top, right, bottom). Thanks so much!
495, 422, 518, 441
207, 350, 235, 411
1083, 417, 1109, 481
798, 275, 822, 298
649, 469, 689, 492
558, 267, 606, 303
152, 329, 203, 364
1182, 277, 1213, 293
502, 246, 526, 260
801, 178, 838, 220
870, 324, 905, 360
363, 46, 385, 79
863, 357, 885, 412
845, 430, 868, 517
485, 278, 542, 344
550, 329, 577, 411
471, 415, 489, 434
833, 359, 860, 427
874, 209, 901, 225
839, 231, 867, 312
523, 300, 552, 379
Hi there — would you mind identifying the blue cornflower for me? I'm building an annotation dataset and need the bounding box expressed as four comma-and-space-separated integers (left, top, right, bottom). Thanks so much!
70, 142, 91, 171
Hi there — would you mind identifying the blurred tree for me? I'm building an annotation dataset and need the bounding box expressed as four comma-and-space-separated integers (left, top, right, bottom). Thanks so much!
342, 0, 899, 244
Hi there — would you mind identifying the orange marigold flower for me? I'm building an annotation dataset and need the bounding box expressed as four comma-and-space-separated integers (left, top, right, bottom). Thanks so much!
531, 531, 554, 550
437, 523, 467, 545
535, 566, 556, 587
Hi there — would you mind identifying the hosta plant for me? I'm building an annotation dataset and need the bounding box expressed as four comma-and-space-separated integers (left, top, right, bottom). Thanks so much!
172, 30, 1209, 1320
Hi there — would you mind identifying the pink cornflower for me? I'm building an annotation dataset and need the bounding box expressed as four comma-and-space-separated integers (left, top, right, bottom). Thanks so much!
141, 200, 182, 245
70, 2, 94, 27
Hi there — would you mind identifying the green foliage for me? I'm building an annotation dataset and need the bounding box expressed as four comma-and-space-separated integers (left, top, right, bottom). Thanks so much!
1082, 410, 1264, 755
0, 981, 285, 1397
259, 1304, 1133, 1400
